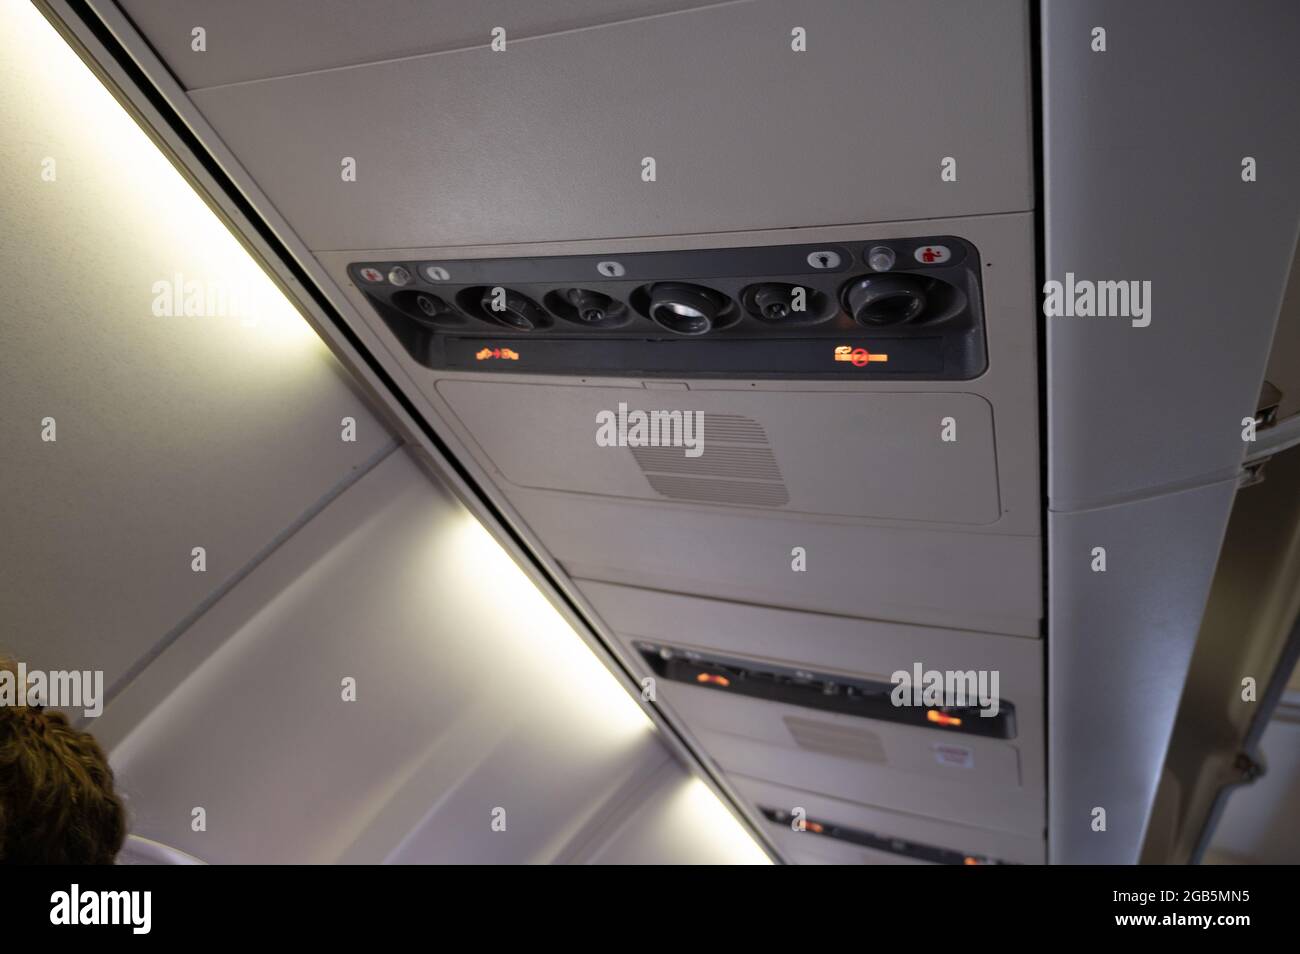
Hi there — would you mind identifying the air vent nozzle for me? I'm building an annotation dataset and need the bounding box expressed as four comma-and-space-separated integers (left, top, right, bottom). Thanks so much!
741, 282, 836, 325
392, 290, 462, 328
544, 288, 629, 328
841, 274, 965, 327
456, 286, 550, 331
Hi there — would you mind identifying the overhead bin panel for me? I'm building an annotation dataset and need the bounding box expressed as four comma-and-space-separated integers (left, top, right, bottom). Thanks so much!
184, 0, 1033, 249
537, 491, 1041, 635
117, 0, 719, 89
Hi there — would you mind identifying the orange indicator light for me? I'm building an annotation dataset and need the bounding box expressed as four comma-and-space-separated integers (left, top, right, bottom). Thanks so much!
696, 672, 731, 688
833, 345, 889, 367
927, 710, 963, 728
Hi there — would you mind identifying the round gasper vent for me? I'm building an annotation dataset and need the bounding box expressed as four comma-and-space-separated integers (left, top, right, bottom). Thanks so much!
740, 283, 836, 326
391, 290, 464, 328
544, 288, 630, 329
632, 282, 739, 336
456, 286, 551, 331
839, 274, 965, 327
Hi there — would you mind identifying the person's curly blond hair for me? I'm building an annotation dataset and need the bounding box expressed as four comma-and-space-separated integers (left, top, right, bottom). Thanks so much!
0, 657, 125, 864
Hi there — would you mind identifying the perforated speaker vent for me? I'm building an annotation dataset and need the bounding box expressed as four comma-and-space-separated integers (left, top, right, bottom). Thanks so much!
631, 413, 789, 507
630, 446, 782, 480
700, 413, 770, 444
784, 716, 887, 764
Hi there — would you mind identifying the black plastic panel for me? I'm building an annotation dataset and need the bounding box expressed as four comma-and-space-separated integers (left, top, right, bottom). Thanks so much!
636, 642, 1016, 740
352, 237, 987, 379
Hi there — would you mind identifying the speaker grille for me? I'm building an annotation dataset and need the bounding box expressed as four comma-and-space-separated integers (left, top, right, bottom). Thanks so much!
784, 716, 887, 764
633, 413, 789, 507
701, 413, 771, 444
630, 445, 783, 480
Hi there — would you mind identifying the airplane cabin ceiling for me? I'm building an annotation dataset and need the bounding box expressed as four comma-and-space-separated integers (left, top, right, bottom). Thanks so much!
27, 0, 1299, 867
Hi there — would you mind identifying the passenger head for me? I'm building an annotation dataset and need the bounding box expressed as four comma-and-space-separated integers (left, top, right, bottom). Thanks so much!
0, 657, 126, 864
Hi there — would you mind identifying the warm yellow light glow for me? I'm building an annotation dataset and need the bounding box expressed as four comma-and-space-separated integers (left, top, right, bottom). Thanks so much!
2, 0, 320, 352
445, 514, 654, 737
671, 778, 774, 865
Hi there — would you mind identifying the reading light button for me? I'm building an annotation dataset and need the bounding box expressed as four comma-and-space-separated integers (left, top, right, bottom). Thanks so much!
807, 250, 842, 269
387, 265, 413, 286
